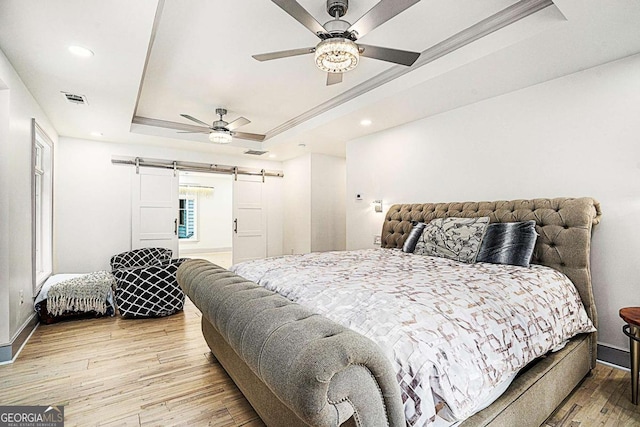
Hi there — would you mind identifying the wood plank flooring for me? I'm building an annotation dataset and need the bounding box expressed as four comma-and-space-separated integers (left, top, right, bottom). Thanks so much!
545, 362, 640, 426
182, 252, 232, 270
2, 300, 640, 426
0, 300, 265, 427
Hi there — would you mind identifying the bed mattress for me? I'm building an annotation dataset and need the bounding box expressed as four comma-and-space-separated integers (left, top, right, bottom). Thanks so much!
231, 248, 595, 426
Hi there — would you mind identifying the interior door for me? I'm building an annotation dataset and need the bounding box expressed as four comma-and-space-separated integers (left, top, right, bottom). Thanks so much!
232, 174, 266, 264
131, 166, 179, 254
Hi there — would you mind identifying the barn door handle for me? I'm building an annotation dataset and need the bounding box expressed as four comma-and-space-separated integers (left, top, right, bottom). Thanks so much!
174, 218, 178, 235
234, 218, 238, 234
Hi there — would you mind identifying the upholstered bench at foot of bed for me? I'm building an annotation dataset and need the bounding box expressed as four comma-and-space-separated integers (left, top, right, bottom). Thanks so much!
177, 259, 405, 427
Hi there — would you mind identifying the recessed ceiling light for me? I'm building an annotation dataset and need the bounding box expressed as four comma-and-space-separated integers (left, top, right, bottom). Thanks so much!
360, 119, 372, 126
90, 132, 103, 137
68, 45, 94, 57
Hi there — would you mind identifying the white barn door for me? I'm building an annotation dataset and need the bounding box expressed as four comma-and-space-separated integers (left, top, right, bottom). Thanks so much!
131, 167, 179, 254
232, 174, 266, 265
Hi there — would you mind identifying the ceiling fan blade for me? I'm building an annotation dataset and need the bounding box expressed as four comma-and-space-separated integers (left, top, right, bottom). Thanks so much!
180, 114, 211, 127
358, 44, 420, 66
348, 0, 420, 39
177, 131, 210, 134
252, 47, 315, 62
227, 116, 251, 131
232, 131, 266, 142
326, 72, 343, 86
271, 0, 327, 36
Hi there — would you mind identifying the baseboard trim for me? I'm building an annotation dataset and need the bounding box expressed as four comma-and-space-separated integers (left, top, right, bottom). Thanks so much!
597, 344, 629, 369
179, 247, 232, 255
0, 314, 38, 364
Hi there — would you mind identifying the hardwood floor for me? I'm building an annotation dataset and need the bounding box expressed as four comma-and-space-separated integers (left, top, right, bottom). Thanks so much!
2, 300, 640, 426
0, 299, 265, 427
545, 363, 640, 426
182, 252, 232, 269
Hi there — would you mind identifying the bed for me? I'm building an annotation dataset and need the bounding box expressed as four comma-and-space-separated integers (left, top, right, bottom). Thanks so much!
177, 197, 601, 427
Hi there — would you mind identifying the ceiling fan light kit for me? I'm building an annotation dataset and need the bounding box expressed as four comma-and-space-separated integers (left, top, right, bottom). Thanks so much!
253, 0, 422, 85
209, 130, 233, 144
315, 38, 359, 73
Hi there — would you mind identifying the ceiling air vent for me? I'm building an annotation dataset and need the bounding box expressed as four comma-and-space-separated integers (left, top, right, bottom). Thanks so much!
244, 150, 268, 156
61, 92, 88, 105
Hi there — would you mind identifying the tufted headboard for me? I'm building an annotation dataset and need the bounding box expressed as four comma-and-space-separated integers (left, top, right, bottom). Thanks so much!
381, 197, 601, 336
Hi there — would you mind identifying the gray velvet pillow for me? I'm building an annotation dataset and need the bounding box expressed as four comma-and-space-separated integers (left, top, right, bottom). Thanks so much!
414, 217, 490, 263
402, 222, 426, 253
476, 220, 538, 267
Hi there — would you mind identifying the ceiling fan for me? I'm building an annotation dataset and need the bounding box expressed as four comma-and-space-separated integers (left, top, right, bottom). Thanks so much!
253, 0, 422, 85
179, 108, 266, 144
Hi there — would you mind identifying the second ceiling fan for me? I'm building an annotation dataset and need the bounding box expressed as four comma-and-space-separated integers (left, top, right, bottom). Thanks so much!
179, 108, 266, 144
253, 0, 422, 85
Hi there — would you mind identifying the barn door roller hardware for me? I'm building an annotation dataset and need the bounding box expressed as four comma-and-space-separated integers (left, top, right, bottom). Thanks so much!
112, 156, 283, 179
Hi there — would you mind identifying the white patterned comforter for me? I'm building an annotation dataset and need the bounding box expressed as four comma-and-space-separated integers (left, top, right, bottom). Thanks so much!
231, 249, 595, 426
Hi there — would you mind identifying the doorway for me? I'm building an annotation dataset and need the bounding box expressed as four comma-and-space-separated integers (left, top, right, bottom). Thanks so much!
178, 172, 233, 268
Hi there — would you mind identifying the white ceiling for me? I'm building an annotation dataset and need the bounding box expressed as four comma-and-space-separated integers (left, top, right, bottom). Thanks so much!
1, 0, 639, 161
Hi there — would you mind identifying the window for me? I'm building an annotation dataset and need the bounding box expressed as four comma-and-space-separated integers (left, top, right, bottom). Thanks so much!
177, 184, 214, 241
178, 191, 197, 240
33, 120, 53, 291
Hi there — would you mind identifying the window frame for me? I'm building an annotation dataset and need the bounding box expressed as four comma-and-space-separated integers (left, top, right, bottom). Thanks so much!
32, 119, 53, 292
178, 190, 198, 241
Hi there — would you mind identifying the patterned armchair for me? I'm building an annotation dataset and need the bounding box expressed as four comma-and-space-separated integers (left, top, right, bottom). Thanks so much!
110, 248, 186, 318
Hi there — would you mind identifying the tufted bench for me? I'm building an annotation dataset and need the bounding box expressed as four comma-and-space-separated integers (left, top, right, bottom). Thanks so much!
178, 259, 405, 427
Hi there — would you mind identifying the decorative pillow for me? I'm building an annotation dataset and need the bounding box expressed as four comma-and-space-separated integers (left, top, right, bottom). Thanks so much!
476, 220, 538, 267
402, 222, 426, 253
414, 217, 490, 263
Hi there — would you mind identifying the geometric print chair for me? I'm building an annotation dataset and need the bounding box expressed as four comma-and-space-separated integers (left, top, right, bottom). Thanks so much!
110, 247, 173, 271
110, 248, 187, 318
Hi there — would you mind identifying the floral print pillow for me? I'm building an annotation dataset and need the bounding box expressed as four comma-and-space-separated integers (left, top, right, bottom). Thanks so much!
414, 217, 490, 263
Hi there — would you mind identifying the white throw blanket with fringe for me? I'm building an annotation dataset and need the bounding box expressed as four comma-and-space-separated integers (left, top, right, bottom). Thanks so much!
46, 271, 115, 316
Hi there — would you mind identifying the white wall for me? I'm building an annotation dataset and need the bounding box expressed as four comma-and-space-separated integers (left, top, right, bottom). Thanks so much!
346, 53, 640, 351
283, 154, 312, 254
265, 175, 284, 259
179, 173, 233, 253
311, 154, 346, 252
283, 153, 346, 255
0, 48, 58, 349
55, 137, 283, 272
